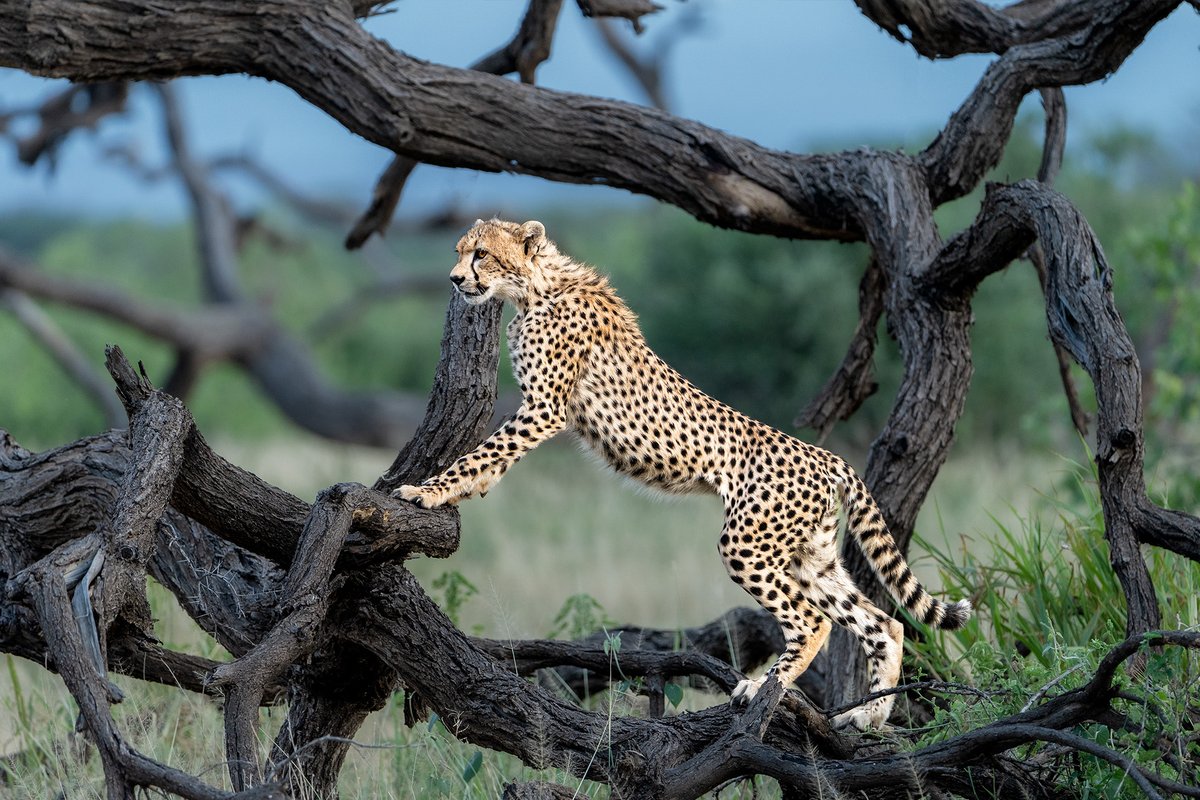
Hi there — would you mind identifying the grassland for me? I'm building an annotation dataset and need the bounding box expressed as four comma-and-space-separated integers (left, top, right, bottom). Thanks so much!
1, 429, 1069, 798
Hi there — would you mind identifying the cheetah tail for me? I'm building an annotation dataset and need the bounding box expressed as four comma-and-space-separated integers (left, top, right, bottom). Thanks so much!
844, 475, 973, 631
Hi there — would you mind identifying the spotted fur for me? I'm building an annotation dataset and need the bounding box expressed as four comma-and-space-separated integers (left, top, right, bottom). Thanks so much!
397, 219, 972, 729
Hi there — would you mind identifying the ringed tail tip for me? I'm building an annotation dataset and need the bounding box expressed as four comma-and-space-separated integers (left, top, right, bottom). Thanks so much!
938, 599, 973, 631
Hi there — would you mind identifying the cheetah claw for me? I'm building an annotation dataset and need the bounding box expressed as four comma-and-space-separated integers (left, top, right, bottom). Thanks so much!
729, 676, 767, 709
394, 484, 441, 508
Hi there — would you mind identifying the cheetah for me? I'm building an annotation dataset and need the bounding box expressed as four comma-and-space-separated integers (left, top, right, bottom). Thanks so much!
397, 218, 972, 730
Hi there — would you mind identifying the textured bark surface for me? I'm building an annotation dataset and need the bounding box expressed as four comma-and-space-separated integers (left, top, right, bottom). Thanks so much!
2, 1, 1200, 798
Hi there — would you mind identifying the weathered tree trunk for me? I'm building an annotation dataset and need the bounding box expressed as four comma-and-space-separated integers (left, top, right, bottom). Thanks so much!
3, 1, 1200, 798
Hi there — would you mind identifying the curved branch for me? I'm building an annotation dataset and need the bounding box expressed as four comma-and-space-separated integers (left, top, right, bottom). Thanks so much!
346, 0, 564, 249
853, 0, 1103, 59
925, 181, 1200, 631
0, 245, 271, 356
0, 81, 128, 166
795, 256, 884, 439
920, 0, 1177, 205
577, 0, 663, 34
0, 288, 126, 427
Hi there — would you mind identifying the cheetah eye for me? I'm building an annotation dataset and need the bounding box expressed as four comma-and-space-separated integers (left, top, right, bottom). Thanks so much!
474, 248, 488, 261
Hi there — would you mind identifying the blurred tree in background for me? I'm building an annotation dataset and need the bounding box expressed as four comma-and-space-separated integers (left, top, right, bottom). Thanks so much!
1, 2, 1199, 799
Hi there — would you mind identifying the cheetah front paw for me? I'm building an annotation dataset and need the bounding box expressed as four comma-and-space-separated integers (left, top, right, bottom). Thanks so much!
394, 484, 457, 509
729, 676, 768, 708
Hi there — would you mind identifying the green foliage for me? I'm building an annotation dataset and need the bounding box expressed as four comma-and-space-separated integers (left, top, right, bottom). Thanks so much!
913, 636, 1199, 799
909, 463, 1200, 798
913, 460, 1200, 675
608, 213, 870, 431
548, 592, 614, 640
460, 750, 484, 784
430, 570, 479, 628
1120, 181, 1200, 440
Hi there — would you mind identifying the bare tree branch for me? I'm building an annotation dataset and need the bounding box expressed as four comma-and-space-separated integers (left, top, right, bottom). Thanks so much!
345, 0, 565, 249
1025, 86, 1090, 437
577, 0, 664, 34
2, 3, 1197, 797
0, 1, 1172, 245
920, 0, 1173, 206
0, 81, 127, 167
853, 0, 1100, 59
0, 288, 126, 427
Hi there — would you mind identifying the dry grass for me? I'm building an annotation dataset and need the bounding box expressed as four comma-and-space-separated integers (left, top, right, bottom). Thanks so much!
1, 433, 1062, 796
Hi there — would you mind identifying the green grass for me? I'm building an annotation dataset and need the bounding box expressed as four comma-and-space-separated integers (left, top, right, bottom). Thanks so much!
905, 462, 1200, 799
1, 435, 1080, 797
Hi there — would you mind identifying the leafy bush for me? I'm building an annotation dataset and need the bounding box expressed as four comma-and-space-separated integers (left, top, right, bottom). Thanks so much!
908, 463, 1200, 798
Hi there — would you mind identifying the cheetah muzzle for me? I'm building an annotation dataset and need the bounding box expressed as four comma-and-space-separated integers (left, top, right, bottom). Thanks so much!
397, 218, 973, 731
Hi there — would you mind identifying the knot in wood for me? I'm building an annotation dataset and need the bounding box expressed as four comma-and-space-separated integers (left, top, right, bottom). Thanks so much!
117, 543, 138, 561
286, 593, 321, 612
0, 606, 16, 642
887, 433, 910, 457
1112, 428, 1136, 450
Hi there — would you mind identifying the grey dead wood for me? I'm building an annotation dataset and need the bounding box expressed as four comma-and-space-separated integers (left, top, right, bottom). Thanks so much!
1, 1, 1200, 798
346, 0, 564, 249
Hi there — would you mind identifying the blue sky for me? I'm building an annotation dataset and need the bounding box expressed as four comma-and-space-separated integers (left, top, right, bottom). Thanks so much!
2, 0, 1198, 220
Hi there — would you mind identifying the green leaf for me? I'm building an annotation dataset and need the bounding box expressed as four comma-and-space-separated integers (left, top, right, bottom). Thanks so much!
461, 750, 484, 784
664, 682, 684, 708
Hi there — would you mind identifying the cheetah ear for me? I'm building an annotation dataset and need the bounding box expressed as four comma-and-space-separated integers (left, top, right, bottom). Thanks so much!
473, 218, 485, 227
520, 220, 546, 257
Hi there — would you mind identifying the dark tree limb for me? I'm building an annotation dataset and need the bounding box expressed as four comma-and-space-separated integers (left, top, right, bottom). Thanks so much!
919, 0, 1174, 206
923, 181, 1200, 632
96, 330, 486, 793
2, 3, 1198, 798
577, 0, 663, 34
474, 0, 565, 83
795, 256, 884, 440
853, 0, 1101, 59
344, 155, 419, 249
0, 0, 1174, 247
267, 293, 504, 796
1028, 86, 1090, 437
209, 483, 358, 790
487, 606, 792, 700
0, 288, 126, 428
345, 0, 564, 249
5, 408, 1197, 798
0, 81, 128, 166
3, 362, 277, 799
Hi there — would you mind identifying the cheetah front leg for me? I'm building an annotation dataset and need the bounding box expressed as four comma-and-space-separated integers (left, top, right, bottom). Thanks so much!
395, 402, 566, 508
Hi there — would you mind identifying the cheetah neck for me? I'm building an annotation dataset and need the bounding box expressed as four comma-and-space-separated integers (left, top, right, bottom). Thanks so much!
523, 254, 608, 309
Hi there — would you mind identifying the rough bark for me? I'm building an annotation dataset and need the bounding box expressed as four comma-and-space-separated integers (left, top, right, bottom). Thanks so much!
3, 1, 1200, 798
345, 0, 565, 249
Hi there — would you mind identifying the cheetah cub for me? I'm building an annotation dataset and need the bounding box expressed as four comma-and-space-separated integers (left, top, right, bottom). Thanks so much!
398, 219, 972, 730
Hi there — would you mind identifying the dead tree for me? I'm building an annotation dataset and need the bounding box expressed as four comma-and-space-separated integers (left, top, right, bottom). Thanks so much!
2, 1, 1200, 798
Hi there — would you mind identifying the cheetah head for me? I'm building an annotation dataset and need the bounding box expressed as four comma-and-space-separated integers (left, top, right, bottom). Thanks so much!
449, 218, 550, 305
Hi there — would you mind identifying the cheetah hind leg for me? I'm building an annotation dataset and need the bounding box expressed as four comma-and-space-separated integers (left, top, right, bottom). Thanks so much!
730, 602, 831, 709
719, 539, 831, 709
820, 580, 905, 730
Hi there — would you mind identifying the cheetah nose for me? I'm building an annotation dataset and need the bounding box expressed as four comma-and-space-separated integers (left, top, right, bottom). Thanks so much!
450, 275, 466, 286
